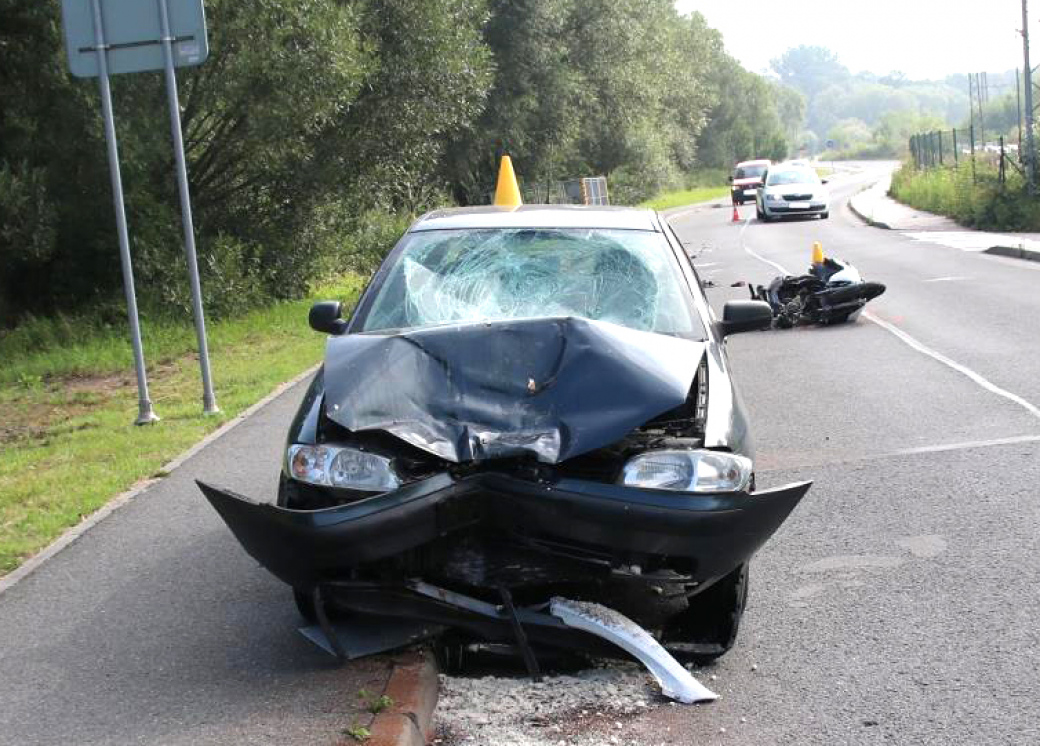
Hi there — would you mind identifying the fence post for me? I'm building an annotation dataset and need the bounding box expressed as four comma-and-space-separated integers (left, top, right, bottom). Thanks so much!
1000, 135, 1006, 186
953, 128, 959, 165
938, 130, 944, 165
970, 123, 977, 183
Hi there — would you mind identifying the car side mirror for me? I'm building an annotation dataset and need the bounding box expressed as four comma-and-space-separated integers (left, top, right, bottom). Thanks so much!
309, 300, 347, 334
821, 178, 829, 184
720, 300, 772, 336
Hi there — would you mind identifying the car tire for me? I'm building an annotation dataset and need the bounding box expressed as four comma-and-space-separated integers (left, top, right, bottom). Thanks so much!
662, 562, 749, 666
820, 211, 830, 219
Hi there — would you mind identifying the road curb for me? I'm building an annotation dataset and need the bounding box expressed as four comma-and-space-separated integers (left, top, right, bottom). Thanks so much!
985, 244, 1040, 262
847, 185, 892, 230
359, 649, 440, 746
0, 363, 321, 597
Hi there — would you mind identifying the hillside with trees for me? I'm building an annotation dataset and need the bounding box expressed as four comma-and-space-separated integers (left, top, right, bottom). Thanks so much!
771, 45, 973, 157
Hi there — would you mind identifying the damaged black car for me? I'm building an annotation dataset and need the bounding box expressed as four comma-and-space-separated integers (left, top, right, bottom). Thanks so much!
199, 206, 811, 672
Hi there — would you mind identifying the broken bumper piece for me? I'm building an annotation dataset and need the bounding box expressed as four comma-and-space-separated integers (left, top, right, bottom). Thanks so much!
196, 474, 810, 591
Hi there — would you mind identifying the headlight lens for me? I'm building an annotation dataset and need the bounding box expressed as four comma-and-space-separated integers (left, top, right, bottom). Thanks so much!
287, 444, 400, 492
620, 450, 752, 493
765, 193, 783, 202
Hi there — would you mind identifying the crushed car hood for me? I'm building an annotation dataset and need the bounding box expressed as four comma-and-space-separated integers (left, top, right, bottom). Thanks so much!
323, 316, 705, 464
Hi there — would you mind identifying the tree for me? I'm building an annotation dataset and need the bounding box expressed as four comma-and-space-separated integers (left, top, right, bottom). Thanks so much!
770, 46, 849, 101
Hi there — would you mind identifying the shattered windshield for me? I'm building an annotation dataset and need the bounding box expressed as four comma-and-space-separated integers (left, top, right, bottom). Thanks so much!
360, 228, 701, 336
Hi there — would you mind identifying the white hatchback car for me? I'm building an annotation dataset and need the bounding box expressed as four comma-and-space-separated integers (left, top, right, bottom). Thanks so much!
756, 165, 829, 221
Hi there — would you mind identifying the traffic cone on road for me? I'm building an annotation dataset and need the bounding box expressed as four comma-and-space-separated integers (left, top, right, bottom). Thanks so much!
811, 241, 825, 265
731, 203, 740, 222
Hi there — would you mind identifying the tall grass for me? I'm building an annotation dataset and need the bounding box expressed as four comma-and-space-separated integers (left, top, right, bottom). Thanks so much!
890, 161, 1040, 231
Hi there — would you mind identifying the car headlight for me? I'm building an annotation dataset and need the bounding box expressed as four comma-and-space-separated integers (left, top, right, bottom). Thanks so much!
620, 450, 752, 493
287, 444, 400, 492
765, 193, 783, 202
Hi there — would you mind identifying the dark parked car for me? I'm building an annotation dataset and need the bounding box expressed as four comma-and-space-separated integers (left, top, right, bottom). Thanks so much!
199, 205, 810, 666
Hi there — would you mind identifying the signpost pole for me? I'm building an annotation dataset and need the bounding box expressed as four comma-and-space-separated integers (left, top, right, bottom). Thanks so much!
156, 0, 218, 414
89, 0, 159, 425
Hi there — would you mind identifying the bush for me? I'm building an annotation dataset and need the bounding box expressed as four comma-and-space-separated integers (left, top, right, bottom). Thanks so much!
891, 160, 1040, 231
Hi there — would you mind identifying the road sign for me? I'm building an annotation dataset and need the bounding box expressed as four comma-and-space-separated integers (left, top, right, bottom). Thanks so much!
61, 0, 208, 78
60, 0, 217, 423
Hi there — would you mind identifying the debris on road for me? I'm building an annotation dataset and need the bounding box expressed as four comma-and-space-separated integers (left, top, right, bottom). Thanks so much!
433, 663, 668, 746
550, 598, 717, 704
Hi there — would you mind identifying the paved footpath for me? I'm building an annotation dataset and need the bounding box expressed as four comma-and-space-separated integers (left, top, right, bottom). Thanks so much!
0, 375, 393, 746
849, 168, 1040, 261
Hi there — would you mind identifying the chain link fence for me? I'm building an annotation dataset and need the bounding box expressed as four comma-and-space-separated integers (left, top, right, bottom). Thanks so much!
909, 128, 1022, 186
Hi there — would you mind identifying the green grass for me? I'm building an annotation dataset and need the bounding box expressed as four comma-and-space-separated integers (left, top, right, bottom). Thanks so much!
639, 186, 729, 211
0, 273, 366, 575
890, 161, 1040, 231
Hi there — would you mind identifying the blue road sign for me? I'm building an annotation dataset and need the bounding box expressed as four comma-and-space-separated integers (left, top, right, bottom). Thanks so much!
61, 0, 208, 78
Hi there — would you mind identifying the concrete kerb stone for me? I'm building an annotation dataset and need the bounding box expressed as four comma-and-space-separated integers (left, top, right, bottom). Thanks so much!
985, 244, 1040, 262
0, 363, 321, 598
345, 649, 439, 746
847, 180, 892, 230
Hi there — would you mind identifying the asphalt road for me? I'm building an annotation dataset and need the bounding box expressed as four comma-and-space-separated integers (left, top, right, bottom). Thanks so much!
3, 164, 1038, 745
617, 163, 1040, 744
0, 378, 390, 745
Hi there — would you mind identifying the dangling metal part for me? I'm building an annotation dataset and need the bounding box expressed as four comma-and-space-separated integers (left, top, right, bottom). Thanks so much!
550, 598, 718, 704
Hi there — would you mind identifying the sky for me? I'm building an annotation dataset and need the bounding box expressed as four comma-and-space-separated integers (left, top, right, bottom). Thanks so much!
676, 0, 1027, 80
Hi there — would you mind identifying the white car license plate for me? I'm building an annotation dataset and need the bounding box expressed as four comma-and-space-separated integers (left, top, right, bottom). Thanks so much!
788, 201, 810, 209
743, 189, 757, 197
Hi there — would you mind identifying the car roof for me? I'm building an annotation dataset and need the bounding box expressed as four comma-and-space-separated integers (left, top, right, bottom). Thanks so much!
735, 159, 771, 168
409, 205, 660, 232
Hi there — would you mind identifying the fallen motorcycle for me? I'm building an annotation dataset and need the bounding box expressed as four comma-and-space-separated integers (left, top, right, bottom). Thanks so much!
750, 256, 886, 328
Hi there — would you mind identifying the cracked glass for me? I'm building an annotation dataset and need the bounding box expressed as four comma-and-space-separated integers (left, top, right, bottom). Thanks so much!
361, 228, 700, 335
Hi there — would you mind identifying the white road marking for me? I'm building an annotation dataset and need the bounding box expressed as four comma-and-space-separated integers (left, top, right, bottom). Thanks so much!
740, 216, 792, 275
923, 276, 971, 283
757, 433, 1040, 474
740, 225, 1040, 421
894, 433, 1040, 456
862, 311, 1040, 420
903, 230, 1040, 254
694, 262, 721, 268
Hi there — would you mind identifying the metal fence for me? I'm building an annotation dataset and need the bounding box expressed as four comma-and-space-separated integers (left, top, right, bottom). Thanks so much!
517, 176, 611, 205
909, 127, 1021, 186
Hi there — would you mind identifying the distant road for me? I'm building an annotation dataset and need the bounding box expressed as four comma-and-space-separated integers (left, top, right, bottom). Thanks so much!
618, 161, 1040, 744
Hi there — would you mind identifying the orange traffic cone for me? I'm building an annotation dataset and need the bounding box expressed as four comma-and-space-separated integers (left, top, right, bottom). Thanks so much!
731, 203, 740, 222
811, 241, 824, 265
493, 155, 523, 209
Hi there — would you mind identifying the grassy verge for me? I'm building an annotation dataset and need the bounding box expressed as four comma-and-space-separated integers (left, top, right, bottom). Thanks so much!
639, 186, 729, 211
0, 274, 365, 576
890, 161, 1040, 231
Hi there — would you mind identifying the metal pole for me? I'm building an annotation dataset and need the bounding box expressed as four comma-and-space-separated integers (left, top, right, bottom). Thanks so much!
89, 0, 158, 425
970, 123, 977, 183
1017, 68, 1024, 155
157, 0, 218, 414
977, 73, 986, 147
953, 128, 959, 166
1022, 0, 1036, 189
938, 130, 944, 166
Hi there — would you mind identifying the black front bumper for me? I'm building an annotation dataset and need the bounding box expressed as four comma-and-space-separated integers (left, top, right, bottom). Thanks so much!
198, 473, 810, 591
